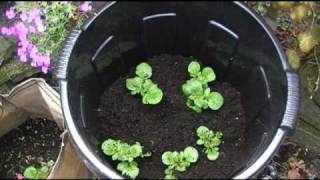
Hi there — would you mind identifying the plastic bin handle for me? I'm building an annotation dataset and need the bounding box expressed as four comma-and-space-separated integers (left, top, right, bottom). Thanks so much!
55, 30, 82, 80
281, 72, 301, 131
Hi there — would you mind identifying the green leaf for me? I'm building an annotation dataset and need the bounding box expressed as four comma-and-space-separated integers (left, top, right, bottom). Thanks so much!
101, 139, 118, 156
142, 152, 152, 158
183, 147, 199, 163
176, 163, 187, 172
24, 166, 38, 179
196, 126, 209, 137
126, 77, 144, 95
210, 138, 222, 146
182, 79, 203, 96
215, 132, 223, 139
204, 88, 210, 96
196, 139, 204, 145
165, 167, 175, 175
46, 160, 55, 167
37, 166, 49, 179
142, 85, 163, 105
207, 149, 219, 161
201, 67, 216, 83
186, 99, 202, 113
194, 95, 206, 108
188, 61, 201, 77
117, 161, 139, 179
297, 32, 317, 54
286, 49, 300, 71
136, 62, 152, 79
207, 92, 224, 110
311, 24, 320, 42
141, 79, 155, 95
162, 152, 174, 165
129, 143, 143, 159
164, 174, 177, 180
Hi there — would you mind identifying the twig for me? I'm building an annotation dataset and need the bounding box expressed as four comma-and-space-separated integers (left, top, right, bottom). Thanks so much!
310, 47, 320, 99
310, 4, 316, 30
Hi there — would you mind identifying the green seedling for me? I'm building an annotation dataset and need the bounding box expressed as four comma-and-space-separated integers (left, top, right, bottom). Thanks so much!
23, 160, 54, 179
101, 138, 151, 179
162, 146, 199, 179
182, 60, 224, 113
196, 126, 223, 161
188, 61, 216, 88
126, 62, 163, 105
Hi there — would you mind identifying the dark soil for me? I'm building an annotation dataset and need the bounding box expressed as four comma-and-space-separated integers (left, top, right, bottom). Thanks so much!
0, 118, 62, 178
97, 54, 247, 178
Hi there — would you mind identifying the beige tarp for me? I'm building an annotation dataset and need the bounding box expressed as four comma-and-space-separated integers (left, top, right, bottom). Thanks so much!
0, 78, 93, 179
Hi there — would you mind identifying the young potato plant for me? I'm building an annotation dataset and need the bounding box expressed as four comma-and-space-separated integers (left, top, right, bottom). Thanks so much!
23, 160, 54, 179
182, 61, 224, 113
196, 126, 223, 161
126, 62, 163, 105
161, 146, 199, 179
101, 138, 152, 179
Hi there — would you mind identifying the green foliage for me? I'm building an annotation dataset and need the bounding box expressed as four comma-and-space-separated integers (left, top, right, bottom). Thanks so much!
246, 1, 271, 16
161, 146, 198, 179
187, 61, 215, 88
196, 126, 223, 161
101, 139, 151, 179
136, 62, 152, 79
23, 160, 54, 179
126, 62, 163, 105
182, 60, 223, 113
117, 162, 139, 180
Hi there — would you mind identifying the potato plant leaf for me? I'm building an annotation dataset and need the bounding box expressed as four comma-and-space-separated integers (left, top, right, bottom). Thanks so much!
196, 126, 223, 161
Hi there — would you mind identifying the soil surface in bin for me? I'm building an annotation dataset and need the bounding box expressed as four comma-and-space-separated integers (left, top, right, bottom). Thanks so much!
97, 54, 248, 178
0, 118, 62, 178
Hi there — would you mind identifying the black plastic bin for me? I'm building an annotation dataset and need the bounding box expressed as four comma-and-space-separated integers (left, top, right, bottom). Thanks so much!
55, 1, 300, 179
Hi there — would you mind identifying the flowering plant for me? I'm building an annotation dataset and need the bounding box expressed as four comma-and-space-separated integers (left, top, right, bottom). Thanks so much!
0, 1, 93, 74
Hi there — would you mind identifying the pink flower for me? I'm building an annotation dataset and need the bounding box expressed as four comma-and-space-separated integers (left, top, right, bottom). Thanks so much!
1, 26, 15, 36
43, 54, 50, 67
27, 43, 34, 52
41, 66, 48, 74
80, 1, 92, 12
36, 24, 45, 32
27, 8, 41, 22
18, 54, 27, 62
1, 27, 9, 35
33, 17, 45, 32
30, 48, 38, 59
32, 8, 41, 16
17, 48, 26, 56
30, 60, 37, 67
14, 22, 28, 35
18, 40, 29, 49
35, 55, 43, 66
29, 26, 36, 34
20, 11, 28, 22
33, 16, 42, 26
16, 173, 24, 180
5, 7, 15, 19
9, 26, 16, 35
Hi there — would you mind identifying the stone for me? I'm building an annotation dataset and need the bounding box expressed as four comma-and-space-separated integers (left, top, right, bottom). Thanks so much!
299, 89, 320, 129
298, 63, 320, 129
0, 36, 15, 66
289, 119, 320, 153
314, 89, 320, 107
0, 57, 38, 86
